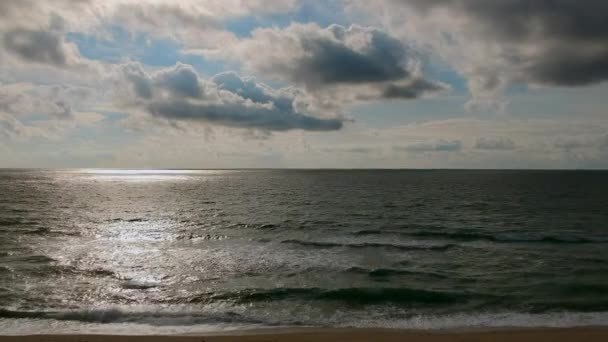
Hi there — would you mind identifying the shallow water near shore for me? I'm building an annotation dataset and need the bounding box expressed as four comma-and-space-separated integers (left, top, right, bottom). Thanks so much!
1, 169, 608, 334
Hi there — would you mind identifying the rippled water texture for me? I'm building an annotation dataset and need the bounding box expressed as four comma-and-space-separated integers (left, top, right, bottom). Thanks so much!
1, 169, 608, 333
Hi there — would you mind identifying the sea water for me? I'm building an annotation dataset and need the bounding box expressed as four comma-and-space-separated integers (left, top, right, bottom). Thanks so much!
1, 169, 607, 334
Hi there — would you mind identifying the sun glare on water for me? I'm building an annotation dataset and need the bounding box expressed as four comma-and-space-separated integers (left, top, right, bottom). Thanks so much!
71, 169, 229, 182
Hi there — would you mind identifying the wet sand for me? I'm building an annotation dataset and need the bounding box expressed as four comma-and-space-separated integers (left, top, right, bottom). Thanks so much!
2, 327, 608, 342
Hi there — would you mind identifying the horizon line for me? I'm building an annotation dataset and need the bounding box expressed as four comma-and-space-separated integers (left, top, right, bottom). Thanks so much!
1, 168, 607, 171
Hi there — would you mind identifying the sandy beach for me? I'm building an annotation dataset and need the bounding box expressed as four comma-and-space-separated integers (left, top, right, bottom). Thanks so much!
2, 328, 608, 342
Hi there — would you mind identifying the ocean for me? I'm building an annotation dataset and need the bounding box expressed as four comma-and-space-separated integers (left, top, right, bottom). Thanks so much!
1, 169, 608, 334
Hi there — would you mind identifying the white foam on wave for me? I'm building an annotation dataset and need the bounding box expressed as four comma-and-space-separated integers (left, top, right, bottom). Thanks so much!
346, 311, 608, 330
2, 311, 608, 335
0, 318, 266, 336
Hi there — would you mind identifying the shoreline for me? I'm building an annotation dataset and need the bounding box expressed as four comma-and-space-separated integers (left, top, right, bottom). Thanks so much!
3, 327, 608, 341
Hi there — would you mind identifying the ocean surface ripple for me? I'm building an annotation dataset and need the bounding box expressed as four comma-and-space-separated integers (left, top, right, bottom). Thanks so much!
1, 169, 608, 334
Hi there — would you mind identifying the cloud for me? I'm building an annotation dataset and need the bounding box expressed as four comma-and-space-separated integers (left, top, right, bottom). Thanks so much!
223, 23, 447, 106
3, 29, 68, 67
0, 82, 92, 119
111, 0, 299, 20
49, 100, 73, 120
117, 62, 344, 132
321, 147, 374, 154
554, 135, 608, 151
156, 65, 202, 98
382, 78, 447, 99
119, 63, 204, 100
475, 137, 516, 150
350, 0, 608, 109
554, 139, 593, 151
0, 2, 93, 71
295, 25, 408, 85
145, 101, 342, 131
0, 110, 61, 141
0, 2, 445, 136
0, 113, 26, 139
395, 139, 462, 152
0, 0, 300, 68
0, 19, 92, 71
423, 0, 608, 86
0, 1, 86, 28
0, 0, 299, 31
89, 1, 299, 52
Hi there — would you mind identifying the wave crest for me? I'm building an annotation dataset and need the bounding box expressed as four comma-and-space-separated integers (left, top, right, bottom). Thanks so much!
281, 239, 457, 251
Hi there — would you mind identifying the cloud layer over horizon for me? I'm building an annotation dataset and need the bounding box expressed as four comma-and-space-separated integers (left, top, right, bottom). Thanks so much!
1, 0, 607, 168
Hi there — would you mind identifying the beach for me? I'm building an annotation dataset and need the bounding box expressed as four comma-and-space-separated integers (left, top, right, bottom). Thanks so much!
3, 328, 608, 342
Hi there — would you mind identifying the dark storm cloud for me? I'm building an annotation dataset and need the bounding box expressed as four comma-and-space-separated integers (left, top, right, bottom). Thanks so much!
405, 0, 608, 86
475, 137, 515, 150
382, 79, 447, 99
120, 63, 344, 132
3, 29, 68, 67
297, 26, 408, 85
526, 47, 608, 86
410, 0, 608, 41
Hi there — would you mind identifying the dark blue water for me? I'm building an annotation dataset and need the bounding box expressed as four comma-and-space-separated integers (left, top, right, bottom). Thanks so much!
1, 169, 607, 334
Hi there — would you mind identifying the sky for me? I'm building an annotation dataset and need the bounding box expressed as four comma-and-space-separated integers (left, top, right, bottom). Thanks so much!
1, 0, 607, 169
